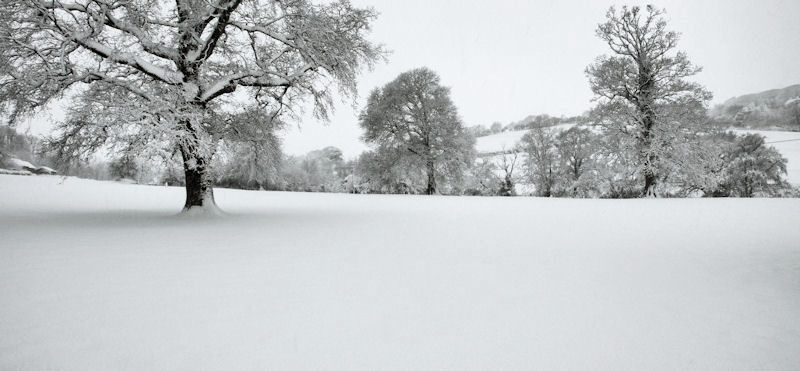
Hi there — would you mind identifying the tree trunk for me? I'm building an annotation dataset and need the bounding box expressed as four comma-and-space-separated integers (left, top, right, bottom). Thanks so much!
640, 123, 658, 198
175, 94, 219, 212
425, 158, 436, 195
180, 141, 216, 212
637, 63, 659, 198
643, 170, 658, 198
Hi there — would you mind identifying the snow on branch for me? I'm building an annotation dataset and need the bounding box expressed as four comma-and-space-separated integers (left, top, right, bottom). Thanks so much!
72, 38, 183, 85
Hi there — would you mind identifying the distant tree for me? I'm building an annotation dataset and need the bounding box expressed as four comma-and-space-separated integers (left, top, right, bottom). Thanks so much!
520, 127, 558, 197
497, 150, 519, 196
359, 68, 475, 194
274, 146, 349, 192
109, 154, 139, 181
302, 146, 347, 192
0, 0, 383, 211
0, 126, 36, 163
214, 109, 284, 190
785, 97, 800, 129
354, 149, 423, 194
593, 130, 641, 198
160, 158, 185, 186
279, 155, 312, 192
664, 131, 728, 197
462, 157, 502, 196
468, 125, 492, 138
716, 134, 789, 197
490, 122, 504, 134
587, 5, 712, 197
555, 127, 598, 197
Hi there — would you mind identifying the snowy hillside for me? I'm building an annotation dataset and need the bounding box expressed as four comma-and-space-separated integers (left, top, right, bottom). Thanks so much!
475, 123, 576, 154
476, 128, 800, 184
1, 175, 799, 370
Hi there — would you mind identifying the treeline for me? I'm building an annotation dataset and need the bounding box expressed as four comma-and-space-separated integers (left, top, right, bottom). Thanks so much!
494, 126, 793, 198
470, 114, 586, 137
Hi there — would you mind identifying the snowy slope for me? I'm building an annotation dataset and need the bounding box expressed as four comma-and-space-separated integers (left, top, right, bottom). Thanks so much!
475, 129, 529, 153
1, 175, 800, 370
475, 123, 575, 153
477, 128, 800, 184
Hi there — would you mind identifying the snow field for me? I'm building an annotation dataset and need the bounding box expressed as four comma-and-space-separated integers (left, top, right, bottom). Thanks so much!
1, 175, 799, 370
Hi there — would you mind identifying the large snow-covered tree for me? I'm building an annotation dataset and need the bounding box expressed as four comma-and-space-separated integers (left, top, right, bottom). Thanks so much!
0, 0, 383, 211
586, 5, 712, 197
359, 68, 475, 195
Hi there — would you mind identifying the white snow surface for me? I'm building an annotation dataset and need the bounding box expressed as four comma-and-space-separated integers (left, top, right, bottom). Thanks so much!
1, 174, 800, 370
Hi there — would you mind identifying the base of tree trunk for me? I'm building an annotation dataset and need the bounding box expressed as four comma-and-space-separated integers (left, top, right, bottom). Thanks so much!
181, 154, 220, 214
181, 188, 221, 214
426, 160, 437, 195
180, 202, 223, 216
643, 175, 658, 198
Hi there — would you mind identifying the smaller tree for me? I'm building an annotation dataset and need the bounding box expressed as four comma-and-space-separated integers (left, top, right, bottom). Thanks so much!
462, 157, 502, 196
302, 146, 347, 192
520, 127, 559, 197
490, 122, 504, 134
717, 134, 789, 197
109, 154, 140, 181
555, 127, 597, 197
359, 68, 475, 194
665, 132, 727, 197
592, 130, 641, 198
497, 149, 519, 196
354, 149, 423, 194
214, 109, 285, 190
0, 126, 36, 163
785, 97, 800, 129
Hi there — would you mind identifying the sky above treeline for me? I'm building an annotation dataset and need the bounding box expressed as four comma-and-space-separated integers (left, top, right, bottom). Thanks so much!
23, 0, 800, 158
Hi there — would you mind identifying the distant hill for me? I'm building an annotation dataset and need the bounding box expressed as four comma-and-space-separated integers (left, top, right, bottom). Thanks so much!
470, 114, 586, 138
711, 84, 800, 130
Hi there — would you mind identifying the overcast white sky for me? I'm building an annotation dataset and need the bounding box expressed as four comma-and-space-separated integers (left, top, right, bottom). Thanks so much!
23, 0, 800, 158
278, 0, 800, 158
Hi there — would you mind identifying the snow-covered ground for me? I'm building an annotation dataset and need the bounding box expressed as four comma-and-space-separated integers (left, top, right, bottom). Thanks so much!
1, 174, 800, 370
476, 128, 800, 184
